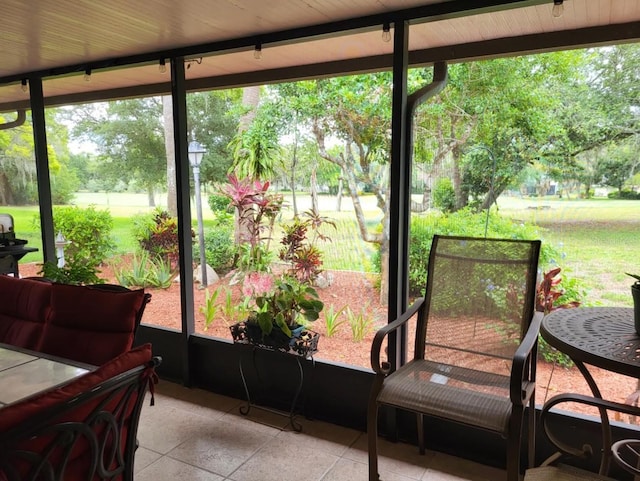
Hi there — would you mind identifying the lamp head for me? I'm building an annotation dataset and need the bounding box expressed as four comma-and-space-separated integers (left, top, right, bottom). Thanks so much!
188, 140, 206, 168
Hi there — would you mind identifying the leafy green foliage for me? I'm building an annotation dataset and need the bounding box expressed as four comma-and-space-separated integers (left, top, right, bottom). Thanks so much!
39, 258, 102, 285
432, 178, 456, 213
207, 193, 232, 213
115, 250, 173, 289
221, 287, 248, 325
201, 227, 235, 274
52, 205, 115, 271
200, 288, 220, 331
608, 190, 640, 200
407, 209, 546, 296
133, 209, 181, 269
220, 174, 284, 273
323, 304, 347, 337
250, 276, 324, 337
345, 304, 376, 342
535, 267, 585, 367
278, 210, 335, 283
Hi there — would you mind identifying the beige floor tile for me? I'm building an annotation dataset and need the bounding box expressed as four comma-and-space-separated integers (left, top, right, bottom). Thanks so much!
422, 452, 506, 481
343, 433, 431, 480
321, 458, 419, 481
134, 447, 163, 474
166, 416, 275, 477
135, 382, 505, 481
220, 404, 292, 435
135, 456, 225, 481
138, 404, 224, 454
153, 381, 243, 417
229, 435, 340, 481
275, 417, 361, 457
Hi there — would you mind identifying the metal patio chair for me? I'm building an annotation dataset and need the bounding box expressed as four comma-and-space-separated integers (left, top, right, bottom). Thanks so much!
368, 235, 542, 481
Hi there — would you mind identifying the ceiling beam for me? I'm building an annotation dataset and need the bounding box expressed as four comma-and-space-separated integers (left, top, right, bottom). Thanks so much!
0, 0, 546, 86
1, 20, 637, 113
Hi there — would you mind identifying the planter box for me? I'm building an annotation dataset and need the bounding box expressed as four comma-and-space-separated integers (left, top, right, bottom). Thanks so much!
230, 321, 319, 358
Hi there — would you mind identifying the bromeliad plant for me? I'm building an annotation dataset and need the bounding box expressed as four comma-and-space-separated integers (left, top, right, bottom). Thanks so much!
536, 267, 580, 314
536, 267, 581, 367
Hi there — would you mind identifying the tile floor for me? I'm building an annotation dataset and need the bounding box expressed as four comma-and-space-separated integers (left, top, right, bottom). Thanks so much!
135, 380, 507, 481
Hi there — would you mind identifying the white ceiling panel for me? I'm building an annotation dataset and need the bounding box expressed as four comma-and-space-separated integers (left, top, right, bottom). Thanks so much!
0, 0, 638, 111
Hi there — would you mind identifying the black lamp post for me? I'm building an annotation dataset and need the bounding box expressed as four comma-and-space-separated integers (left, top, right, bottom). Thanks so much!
188, 140, 208, 287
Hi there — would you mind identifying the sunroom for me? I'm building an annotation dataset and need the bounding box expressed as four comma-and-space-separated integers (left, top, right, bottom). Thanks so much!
1, 1, 639, 479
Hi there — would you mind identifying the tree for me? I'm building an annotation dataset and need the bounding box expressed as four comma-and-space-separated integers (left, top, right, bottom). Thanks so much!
187, 90, 242, 185
414, 52, 582, 210
0, 110, 72, 205
264, 75, 393, 301
599, 141, 636, 192
69, 99, 166, 205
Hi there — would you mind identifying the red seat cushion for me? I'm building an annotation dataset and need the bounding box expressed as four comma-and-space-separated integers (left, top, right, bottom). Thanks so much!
0, 343, 153, 480
0, 275, 51, 349
39, 283, 145, 365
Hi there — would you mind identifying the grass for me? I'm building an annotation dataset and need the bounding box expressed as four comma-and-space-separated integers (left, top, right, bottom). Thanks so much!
499, 195, 640, 307
5, 192, 639, 308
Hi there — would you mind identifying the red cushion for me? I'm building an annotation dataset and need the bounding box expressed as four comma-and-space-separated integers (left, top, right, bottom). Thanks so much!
0, 343, 153, 480
0, 276, 51, 349
38, 283, 145, 365
0, 343, 152, 432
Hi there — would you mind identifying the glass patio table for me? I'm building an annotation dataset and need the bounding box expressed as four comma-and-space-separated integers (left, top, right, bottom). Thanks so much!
539, 307, 639, 476
0, 342, 94, 408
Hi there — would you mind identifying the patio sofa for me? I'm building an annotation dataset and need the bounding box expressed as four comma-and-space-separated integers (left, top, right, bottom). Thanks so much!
0, 275, 150, 365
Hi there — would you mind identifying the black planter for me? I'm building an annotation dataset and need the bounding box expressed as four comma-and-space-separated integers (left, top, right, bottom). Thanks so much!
632, 285, 640, 335
230, 321, 319, 358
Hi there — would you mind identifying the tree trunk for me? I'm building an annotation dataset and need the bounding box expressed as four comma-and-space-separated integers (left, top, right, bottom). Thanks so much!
290, 125, 299, 216
310, 163, 319, 215
162, 95, 177, 216
147, 187, 155, 207
234, 86, 262, 249
0, 174, 11, 205
239, 86, 260, 133
335, 177, 343, 212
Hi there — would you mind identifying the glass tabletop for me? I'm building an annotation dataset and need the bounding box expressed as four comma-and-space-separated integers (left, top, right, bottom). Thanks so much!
0, 345, 90, 407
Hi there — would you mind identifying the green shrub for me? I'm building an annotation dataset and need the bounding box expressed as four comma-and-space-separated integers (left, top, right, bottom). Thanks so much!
608, 189, 640, 200
39, 258, 103, 285
52, 205, 115, 270
208, 193, 232, 213
432, 178, 456, 213
192, 215, 235, 273
132, 209, 181, 269
407, 208, 556, 296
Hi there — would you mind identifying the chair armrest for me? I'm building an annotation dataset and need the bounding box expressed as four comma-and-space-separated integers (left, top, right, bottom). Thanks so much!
370, 297, 425, 375
510, 310, 543, 404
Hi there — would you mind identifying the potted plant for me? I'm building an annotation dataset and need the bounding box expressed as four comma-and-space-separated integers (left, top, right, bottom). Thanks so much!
222, 175, 332, 357
231, 273, 323, 356
626, 273, 640, 335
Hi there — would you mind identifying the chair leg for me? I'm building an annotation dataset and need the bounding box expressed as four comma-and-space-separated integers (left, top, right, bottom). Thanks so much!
417, 413, 425, 455
507, 405, 525, 481
527, 401, 536, 470
367, 400, 381, 481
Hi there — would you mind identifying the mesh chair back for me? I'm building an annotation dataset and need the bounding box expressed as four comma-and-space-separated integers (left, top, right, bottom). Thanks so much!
418, 236, 540, 381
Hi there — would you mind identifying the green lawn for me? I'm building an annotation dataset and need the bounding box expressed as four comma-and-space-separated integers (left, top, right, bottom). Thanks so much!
4, 192, 639, 307
498, 196, 640, 307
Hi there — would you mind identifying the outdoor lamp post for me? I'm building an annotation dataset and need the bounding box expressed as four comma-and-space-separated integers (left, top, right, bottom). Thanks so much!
188, 140, 208, 287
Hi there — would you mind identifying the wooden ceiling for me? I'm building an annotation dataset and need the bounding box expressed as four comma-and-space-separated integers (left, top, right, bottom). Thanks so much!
1, 0, 639, 112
